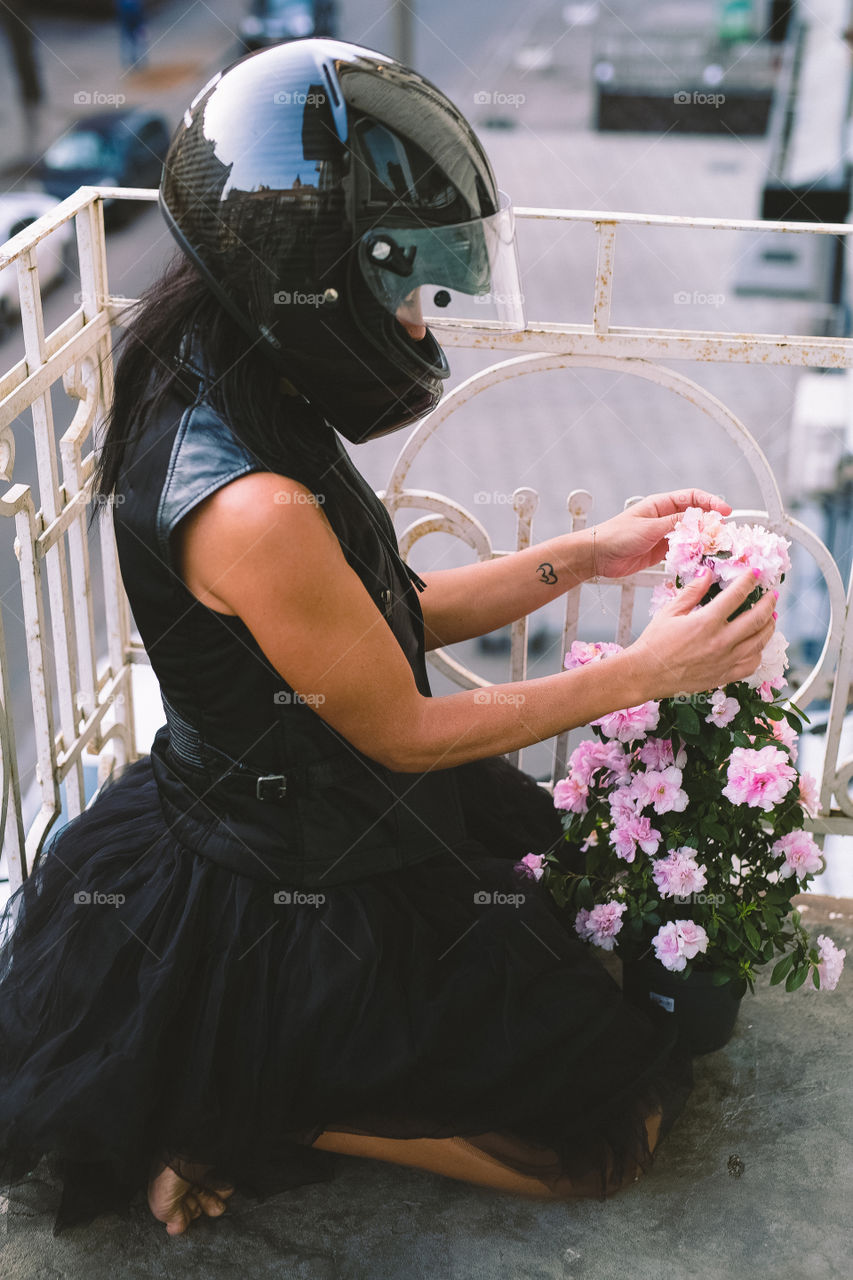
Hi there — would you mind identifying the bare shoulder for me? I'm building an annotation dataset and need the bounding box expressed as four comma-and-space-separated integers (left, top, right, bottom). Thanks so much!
175, 472, 337, 614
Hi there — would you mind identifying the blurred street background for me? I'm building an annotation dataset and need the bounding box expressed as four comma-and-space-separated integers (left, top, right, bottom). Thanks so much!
2, 0, 853, 890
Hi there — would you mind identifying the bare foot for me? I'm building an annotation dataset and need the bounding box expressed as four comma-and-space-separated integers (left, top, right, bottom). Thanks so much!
147, 1156, 235, 1236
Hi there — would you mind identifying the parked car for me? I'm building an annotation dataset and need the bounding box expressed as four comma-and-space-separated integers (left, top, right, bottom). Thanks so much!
238, 0, 336, 52
0, 192, 75, 338
38, 108, 171, 225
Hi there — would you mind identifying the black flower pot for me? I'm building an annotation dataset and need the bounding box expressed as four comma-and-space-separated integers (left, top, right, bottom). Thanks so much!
621, 958, 743, 1055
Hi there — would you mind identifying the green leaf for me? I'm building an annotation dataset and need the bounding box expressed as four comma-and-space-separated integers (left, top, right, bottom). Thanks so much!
770, 953, 795, 986
743, 921, 761, 951
577, 877, 595, 911
711, 969, 733, 986
674, 702, 701, 735
785, 966, 809, 993
764, 704, 784, 721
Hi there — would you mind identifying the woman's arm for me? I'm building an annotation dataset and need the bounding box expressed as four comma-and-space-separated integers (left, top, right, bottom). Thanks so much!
176, 474, 775, 774
416, 488, 731, 650
417, 529, 594, 650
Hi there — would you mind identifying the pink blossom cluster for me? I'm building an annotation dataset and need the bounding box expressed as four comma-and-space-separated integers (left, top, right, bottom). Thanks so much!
554, 740, 632, 814
637, 737, 686, 770
603, 765, 688, 860
516, 852, 546, 882
632, 766, 689, 814
710, 522, 791, 592
563, 640, 623, 670
771, 830, 822, 881
609, 809, 661, 862
591, 700, 661, 743
817, 935, 846, 991
721, 745, 797, 812
663, 507, 733, 584
575, 900, 627, 950
651, 846, 708, 899
651, 509, 792, 622
652, 919, 709, 972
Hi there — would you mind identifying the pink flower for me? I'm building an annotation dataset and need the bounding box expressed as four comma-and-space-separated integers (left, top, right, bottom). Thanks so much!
651, 847, 708, 899
746, 631, 789, 694
676, 919, 709, 960
564, 640, 623, 671
636, 766, 689, 815
575, 901, 627, 951
637, 737, 686, 770
553, 775, 589, 814
663, 508, 733, 589
652, 921, 685, 971
651, 919, 709, 971
721, 745, 797, 812
516, 852, 546, 882
650, 578, 679, 615
567, 739, 630, 787
610, 814, 662, 863
711, 523, 791, 592
705, 688, 739, 728
770, 718, 798, 762
772, 830, 822, 880
816, 934, 846, 991
592, 700, 661, 743
798, 773, 820, 819
609, 787, 639, 824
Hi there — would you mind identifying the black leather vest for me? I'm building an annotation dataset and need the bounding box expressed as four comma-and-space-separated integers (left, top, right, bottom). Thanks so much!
112, 341, 468, 887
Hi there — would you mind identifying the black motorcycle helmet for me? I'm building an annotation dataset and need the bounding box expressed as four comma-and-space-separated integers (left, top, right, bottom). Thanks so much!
159, 38, 524, 442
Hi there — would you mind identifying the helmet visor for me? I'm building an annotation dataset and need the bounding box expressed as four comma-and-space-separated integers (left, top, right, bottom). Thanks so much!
357, 190, 525, 331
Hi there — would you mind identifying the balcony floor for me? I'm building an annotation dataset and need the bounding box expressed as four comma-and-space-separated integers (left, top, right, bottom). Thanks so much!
1, 893, 850, 1280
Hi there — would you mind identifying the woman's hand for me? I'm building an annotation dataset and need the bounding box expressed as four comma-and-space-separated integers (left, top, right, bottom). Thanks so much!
624, 566, 777, 700
591, 489, 731, 580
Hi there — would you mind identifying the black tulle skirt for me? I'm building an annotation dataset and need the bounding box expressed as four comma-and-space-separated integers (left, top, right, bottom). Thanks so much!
0, 751, 692, 1234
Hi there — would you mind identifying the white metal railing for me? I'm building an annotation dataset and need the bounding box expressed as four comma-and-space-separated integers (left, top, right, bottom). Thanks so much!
1, 186, 853, 895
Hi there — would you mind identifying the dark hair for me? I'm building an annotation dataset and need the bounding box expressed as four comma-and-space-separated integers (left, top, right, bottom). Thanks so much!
88, 253, 311, 532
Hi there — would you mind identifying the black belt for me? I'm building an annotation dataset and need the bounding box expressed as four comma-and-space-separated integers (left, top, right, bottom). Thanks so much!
161, 693, 366, 803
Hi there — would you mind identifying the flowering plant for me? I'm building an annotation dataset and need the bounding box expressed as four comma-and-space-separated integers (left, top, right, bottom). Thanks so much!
517, 508, 845, 999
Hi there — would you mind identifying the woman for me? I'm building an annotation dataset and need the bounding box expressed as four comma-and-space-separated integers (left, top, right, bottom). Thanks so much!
0, 39, 775, 1237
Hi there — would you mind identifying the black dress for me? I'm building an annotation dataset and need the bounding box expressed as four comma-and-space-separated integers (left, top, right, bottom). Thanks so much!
0, 342, 692, 1233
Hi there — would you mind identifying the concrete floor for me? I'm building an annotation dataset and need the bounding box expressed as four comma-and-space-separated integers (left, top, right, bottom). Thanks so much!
2, 893, 850, 1280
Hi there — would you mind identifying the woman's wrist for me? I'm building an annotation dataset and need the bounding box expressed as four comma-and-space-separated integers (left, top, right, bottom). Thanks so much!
550, 526, 596, 587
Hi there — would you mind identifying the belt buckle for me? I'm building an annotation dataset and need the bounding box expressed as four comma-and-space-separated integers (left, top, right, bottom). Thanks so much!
256, 774, 287, 801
